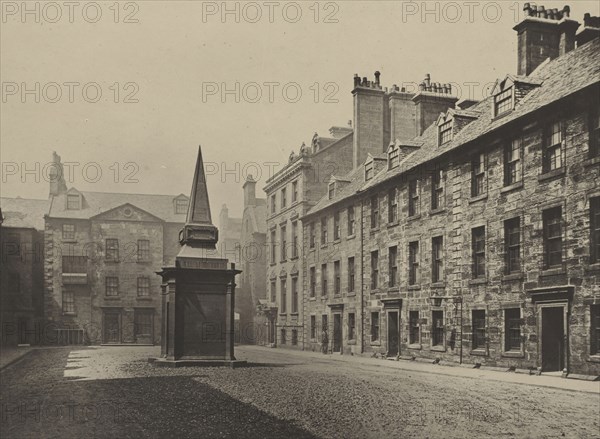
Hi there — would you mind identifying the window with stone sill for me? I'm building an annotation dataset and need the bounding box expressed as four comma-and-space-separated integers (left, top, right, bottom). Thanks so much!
408, 179, 420, 217
408, 241, 419, 286
504, 217, 521, 274
62, 224, 75, 240
134, 309, 153, 338
542, 121, 565, 173
431, 170, 444, 210
62, 290, 75, 313
504, 137, 523, 186
472, 310, 486, 350
321, 217, 328, 245
280, 329, 286, 345
388, 246, 398, 288
471, 153, 486, 197
137, 239, 150, 262
309, 267, 316, 297
371, 312, 380, 342
105, 276, 119, 296
321, 263, 328, 296
347, 206, 355, 236
334, 260, 341, 294
347, 257, 355, 292
280, 225, 287, 261
291, 221, 298, 259
409, 311, 420, 345
310, 315, 316, 339
432, 236, 443, 283
105, 239, 119, 262
370, 250, 379, 290
270, 194, 276, 214
270, 230, 276, 263
472, 226, 486, 278
280, 278, 287, 313
137, 277, 150, 296
292, 180, 298, 203
333, 211, 340, 240
388, 188, 398, 223
62, 256, 87, 274
504, 308, 521, 352
281, 187, 287, 209
309, 222, 316, 249
543, 206, 562, 269
291, 277, 298, 314
370, 195, 379, 229
494, 86, 513, 117
291, 329, 298, 346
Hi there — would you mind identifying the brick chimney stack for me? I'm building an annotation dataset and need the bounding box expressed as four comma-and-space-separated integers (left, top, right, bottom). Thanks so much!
243, 175, 257, 207
49, 151, 67, 197
514, 4, 580, 76
352, 71, 390, 168
577, 13, 600, 46
412, 74, 458, 136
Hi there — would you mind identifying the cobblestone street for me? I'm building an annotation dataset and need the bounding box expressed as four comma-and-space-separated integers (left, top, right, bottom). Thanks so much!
1, 346, 598, 439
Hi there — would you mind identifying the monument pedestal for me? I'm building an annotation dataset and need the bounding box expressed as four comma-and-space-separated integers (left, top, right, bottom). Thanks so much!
152, 258, 245, 368
149, 146, 246, 368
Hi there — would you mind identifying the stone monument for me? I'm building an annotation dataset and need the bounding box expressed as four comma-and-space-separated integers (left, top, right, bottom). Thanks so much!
152, 146, 244, 367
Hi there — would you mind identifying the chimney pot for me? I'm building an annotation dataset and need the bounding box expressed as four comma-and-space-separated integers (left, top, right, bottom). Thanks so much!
401, 87, 406, 92
348, 120, 352, 127
374, 71, 381, 86
563, 6, 570, 17
354, 74, 360, 88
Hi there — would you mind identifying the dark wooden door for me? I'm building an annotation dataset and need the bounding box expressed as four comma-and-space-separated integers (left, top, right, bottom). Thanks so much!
388, 311, 399, 356
541, 307, 564, 371
103, 311, 121, 344
333, 314, 342, 353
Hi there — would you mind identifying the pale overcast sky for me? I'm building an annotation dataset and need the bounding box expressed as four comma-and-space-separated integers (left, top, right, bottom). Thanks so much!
2, 1, 598, 219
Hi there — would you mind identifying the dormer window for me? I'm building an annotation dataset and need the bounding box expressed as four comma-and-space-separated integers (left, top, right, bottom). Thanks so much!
66, 194, 80, 210
365, 161, 374, 181
328, 182, 335, 199
175, 198, 188, 214
388, 145, 399, 169
494, 86, 514, 117
438, 119, 453, 145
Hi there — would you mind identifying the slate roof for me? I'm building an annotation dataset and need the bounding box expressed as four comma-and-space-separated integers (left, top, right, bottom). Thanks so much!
362, 37, 600, 192
305, 37, 600, 216
0, 197, 50, 230
48, 190, 188, 223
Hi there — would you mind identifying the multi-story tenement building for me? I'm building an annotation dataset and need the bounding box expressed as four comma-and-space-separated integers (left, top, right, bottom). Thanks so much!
238, 176, 268, 345
0, 197, 48, 346
44, 153, 188, 345
263, 126, 355, 348
301, 5, 600, 375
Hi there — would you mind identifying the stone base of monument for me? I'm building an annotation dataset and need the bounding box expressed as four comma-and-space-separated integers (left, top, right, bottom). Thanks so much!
148, 357, 247, 368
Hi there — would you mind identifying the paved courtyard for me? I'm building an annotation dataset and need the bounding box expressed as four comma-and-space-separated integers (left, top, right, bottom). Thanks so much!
1, 345, 599, 439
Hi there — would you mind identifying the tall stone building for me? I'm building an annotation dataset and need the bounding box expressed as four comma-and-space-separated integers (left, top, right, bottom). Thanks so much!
238, 175, 268, 345
0, 197, 48, 346
301, 5, 599, 375
44, 153, 188, 345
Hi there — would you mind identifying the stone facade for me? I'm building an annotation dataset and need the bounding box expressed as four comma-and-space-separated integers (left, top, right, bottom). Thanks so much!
297, 9, 600, 376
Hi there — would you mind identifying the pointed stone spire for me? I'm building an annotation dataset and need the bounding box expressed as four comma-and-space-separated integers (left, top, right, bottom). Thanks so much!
178, 146, 218, 249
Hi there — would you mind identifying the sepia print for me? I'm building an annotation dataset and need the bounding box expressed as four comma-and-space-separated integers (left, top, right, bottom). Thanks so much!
1, 1, 599, 438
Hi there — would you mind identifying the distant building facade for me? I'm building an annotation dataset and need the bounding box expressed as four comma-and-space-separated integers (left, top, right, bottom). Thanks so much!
238, 176, 268, 345
44, 153, 187, 345
0, 198, 48, 346
300, 6, 600, 375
